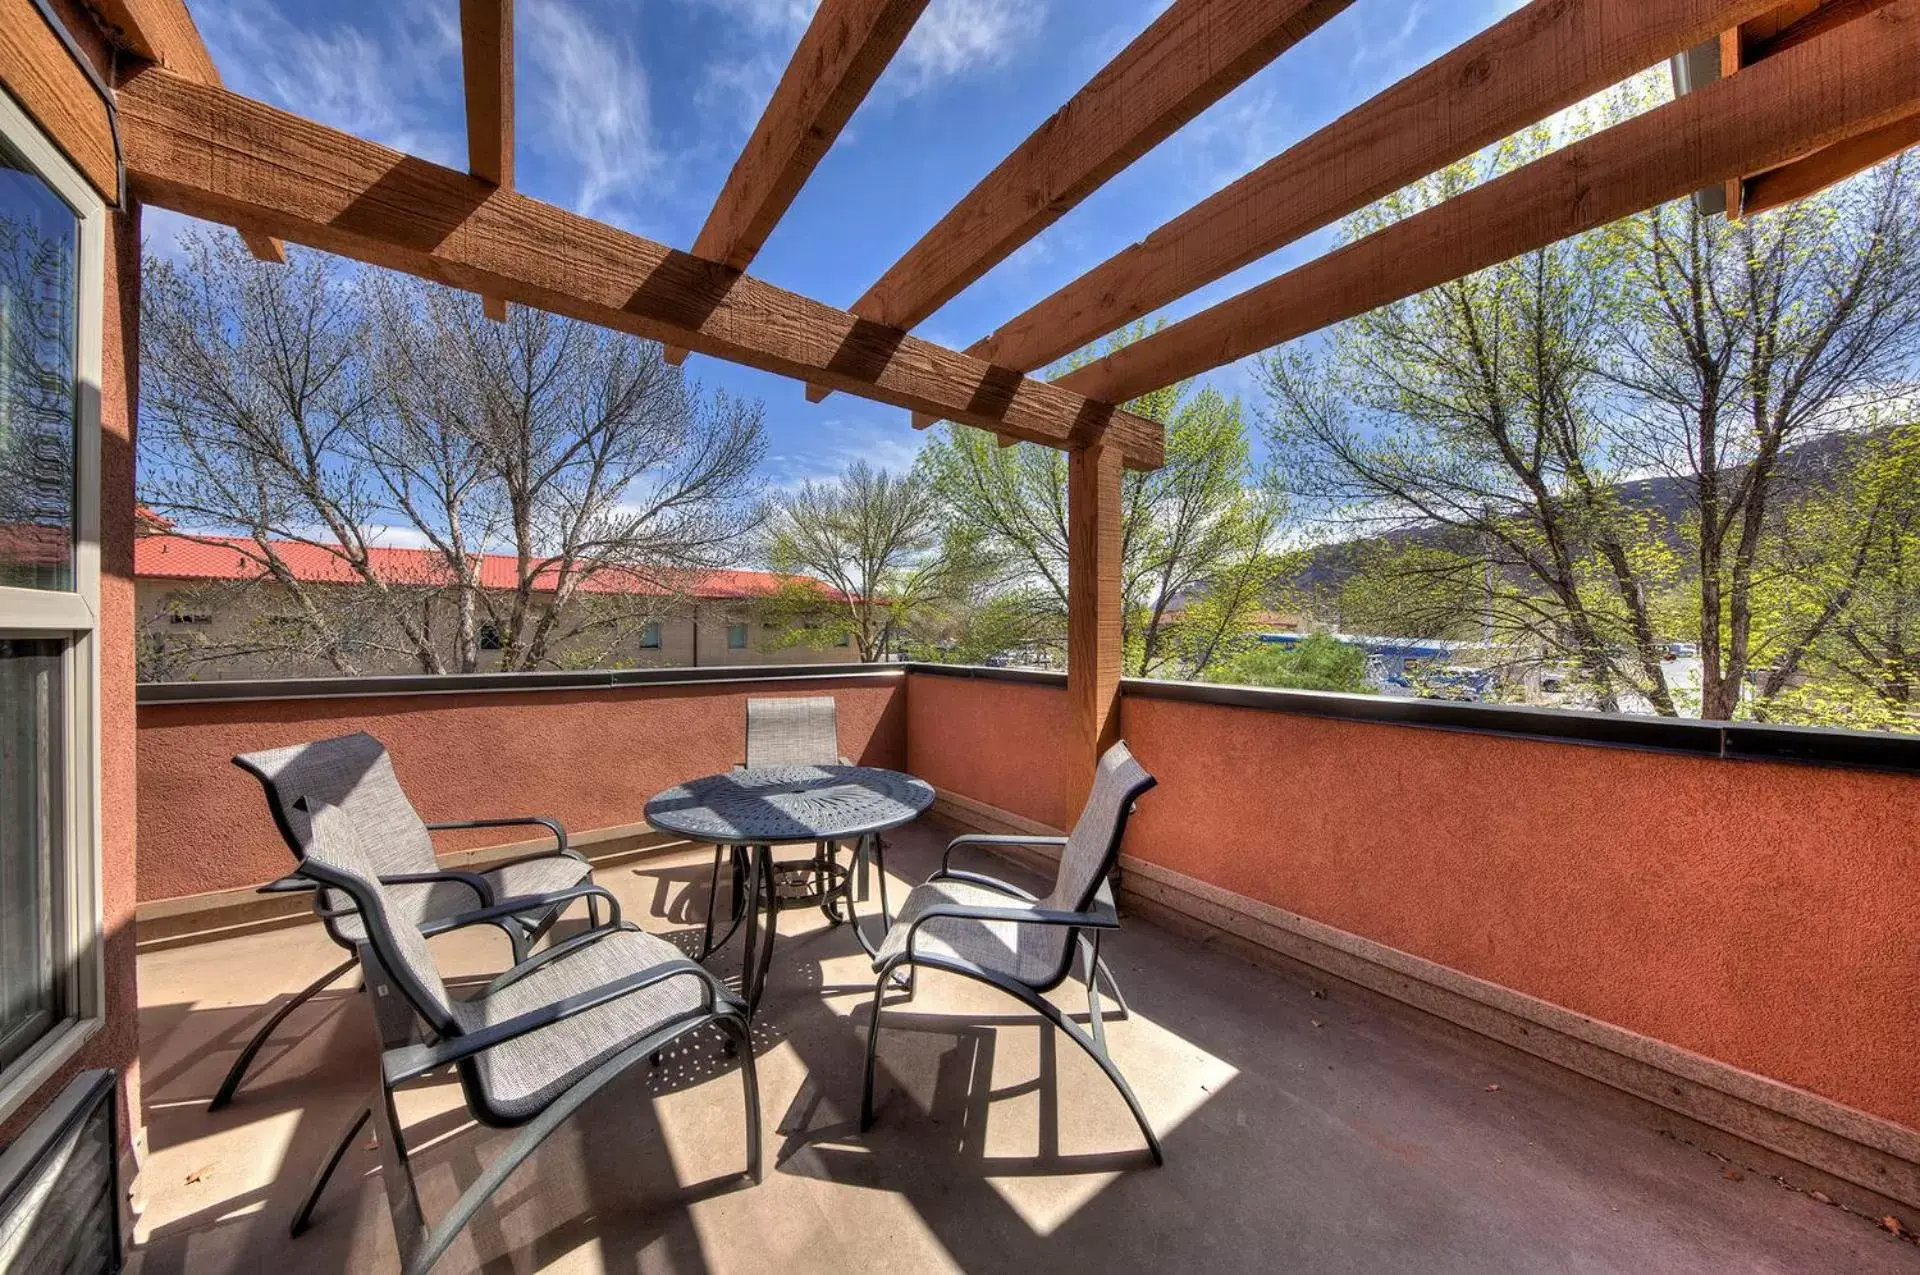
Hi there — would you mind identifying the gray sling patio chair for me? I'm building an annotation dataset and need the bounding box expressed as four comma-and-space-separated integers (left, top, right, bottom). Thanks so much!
209, 732, 594, 1112
861, 740, 1162, 1162
699, 696, 891, 956
286, 797, 760, 1275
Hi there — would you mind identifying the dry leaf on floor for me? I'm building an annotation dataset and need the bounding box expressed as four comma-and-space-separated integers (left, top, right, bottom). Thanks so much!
1722, 1168, 1744, 1182
1484, 1084, 1501, 1093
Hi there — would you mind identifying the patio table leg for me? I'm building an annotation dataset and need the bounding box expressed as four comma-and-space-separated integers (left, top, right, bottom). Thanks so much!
735, 844, 780, 1016
748, 847, 779, 1014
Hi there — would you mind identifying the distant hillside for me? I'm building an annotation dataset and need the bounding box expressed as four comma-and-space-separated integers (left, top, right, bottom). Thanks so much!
1283, 426, 1867, 601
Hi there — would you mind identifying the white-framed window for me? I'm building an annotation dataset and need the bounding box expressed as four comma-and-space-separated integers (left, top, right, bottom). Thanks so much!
0, 89, 105, 1125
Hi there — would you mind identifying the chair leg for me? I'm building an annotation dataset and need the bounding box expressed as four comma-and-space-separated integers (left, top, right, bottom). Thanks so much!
289, 1104, 370, 1237
208, 955, 358, 1113
401, 1018, 724, 1275
721, 1013, 763, 1183
1079, 933, 1131, 1022
859, 961, 898, 1132
864, 957, 1163, 1165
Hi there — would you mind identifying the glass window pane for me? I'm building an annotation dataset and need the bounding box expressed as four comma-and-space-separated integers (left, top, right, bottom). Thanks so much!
0, 142, 80, 592
0, 638, 64, 1072
727, 623, 747, 649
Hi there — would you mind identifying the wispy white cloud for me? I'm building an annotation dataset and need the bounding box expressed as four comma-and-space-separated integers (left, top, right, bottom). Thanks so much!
891, 0, 1041, 94
684, 0, 1042, 125
193, 0, 463, 163
521, 0, 662, 221
765, 413, 931, 489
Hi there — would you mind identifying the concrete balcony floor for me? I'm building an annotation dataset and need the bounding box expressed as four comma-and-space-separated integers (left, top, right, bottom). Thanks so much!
131, 820, 1916, 1274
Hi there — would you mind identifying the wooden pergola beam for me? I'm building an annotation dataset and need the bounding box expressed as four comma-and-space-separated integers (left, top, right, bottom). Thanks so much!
91, 0, 286, 263
826, 0, 1349, 411
1717, 0, 1911, 217
116, 66, 1164, 468
1049, 0, 1920, 409
904, 0, 1784, 430
839, 0, 1351, 338
1744, 107, 1920, 214
460, 0, 514, 321
664, 0, 929, 365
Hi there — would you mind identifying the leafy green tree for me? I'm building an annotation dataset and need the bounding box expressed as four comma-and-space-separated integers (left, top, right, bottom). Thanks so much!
1604, 157, 1920, 719
762, 460, 986, 661
923, 325, 1284, 678
1750, 419, 1920, 730
1264, 121, 1669, 712
1207, 634, 1371, 693
1267, 100, 1920, 724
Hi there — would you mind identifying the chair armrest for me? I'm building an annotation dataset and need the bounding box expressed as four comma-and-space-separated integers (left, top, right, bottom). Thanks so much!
940, 833, 1066, 880
481, 923, 630, 995
928, 869, 1035, 900
381, 958, 727, 1084
426, 816, 581, 863
379, 869, 494, 909
256, 875, 316, 895
428, 883, 621, 936
900, 896, 1117, 962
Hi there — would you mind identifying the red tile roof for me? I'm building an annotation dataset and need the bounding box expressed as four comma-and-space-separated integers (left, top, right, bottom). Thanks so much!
134, 534, 840, 601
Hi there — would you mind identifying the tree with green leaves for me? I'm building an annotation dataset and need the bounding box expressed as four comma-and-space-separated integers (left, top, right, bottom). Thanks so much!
1266, 100, 1920, 723
922, 325, 1285, 678
1265, 122, 1669, 712
1749, 419, 1920, 730
762, 460, 988, 662
1207, 634, 1372, 693
1603, 157, 1920, 720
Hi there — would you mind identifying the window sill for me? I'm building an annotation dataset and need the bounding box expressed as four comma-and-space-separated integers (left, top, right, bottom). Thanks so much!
0, 1017, 103, 1129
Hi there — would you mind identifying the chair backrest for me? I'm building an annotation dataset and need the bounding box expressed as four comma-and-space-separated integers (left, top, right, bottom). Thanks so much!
233, 732, 437, 875
744, 697, 841, 768
1045, 741, 1157, 913
293, 797, 460, 1037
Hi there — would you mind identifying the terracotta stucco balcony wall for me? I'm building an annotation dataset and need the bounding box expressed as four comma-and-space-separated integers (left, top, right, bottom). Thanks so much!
135, 662, 1920, 1213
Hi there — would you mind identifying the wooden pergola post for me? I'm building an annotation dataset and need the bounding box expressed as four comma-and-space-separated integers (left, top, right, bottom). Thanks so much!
1066, 434, 1124, 820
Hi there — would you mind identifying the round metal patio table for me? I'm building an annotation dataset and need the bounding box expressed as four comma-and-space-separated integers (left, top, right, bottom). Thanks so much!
644, 764, 934, 1014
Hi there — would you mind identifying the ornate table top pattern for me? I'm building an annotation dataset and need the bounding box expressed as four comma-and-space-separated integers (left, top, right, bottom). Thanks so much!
644, 765, 935, 845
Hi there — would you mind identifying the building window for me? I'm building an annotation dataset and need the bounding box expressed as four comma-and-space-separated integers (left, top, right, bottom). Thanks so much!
638, 622, 661, 649
0, 91, 105, 1123
0, 640, 64, 1071
478, 621, 502, 651
0, 143, 78, 593
168, 609, 211, 626
727, 622, 748, 650
836, 633, 850, 648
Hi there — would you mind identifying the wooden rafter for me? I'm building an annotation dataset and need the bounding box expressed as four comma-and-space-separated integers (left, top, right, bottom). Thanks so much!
907, 0, 1784, 429
1051, 0, 1920, 409
115, 66, 1164, 468
91, 0, 286, 262
1720, 0, 1914, 217
809, 0, 1350, 407
460, 0, 514, 321
664, 0, 929, 365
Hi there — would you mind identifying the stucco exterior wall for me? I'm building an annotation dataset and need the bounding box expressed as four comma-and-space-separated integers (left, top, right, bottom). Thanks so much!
0, 0, 143, 1154
905, 672, 1069, 831
135, 674, 906, 901
1115, 693, 1920, 1133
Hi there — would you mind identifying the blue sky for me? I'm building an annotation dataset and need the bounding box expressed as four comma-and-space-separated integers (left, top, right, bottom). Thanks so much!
151, 0, 1529, 487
